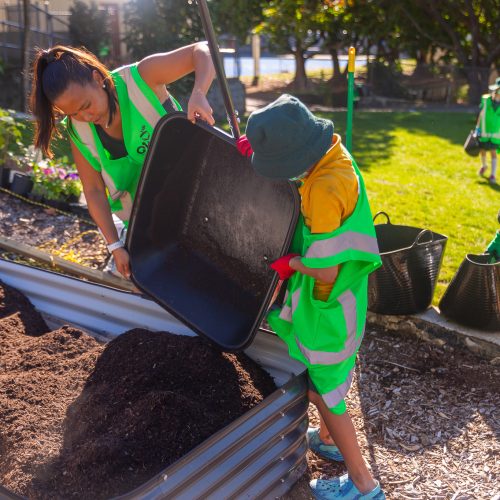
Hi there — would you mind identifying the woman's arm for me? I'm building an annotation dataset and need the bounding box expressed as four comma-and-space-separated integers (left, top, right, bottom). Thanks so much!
138, 42, 215, 124
70, 141, 131, 278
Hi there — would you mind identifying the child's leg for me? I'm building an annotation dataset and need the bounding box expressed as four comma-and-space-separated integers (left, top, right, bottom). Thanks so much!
490, 149, 497, 182
479, 150, 488, 176
318, 412, 334, 444
309, 390, 376, 494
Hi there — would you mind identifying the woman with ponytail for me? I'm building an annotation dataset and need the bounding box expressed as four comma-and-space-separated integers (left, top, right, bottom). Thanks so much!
30, 44, 215, 279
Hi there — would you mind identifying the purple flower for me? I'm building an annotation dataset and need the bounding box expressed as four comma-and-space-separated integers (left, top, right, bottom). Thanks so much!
65, 172, 80, 180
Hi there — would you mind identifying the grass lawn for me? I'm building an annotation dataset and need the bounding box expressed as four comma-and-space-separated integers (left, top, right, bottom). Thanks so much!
231, 109, 497, 303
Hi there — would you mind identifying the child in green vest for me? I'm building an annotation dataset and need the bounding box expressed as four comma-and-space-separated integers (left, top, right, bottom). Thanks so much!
237, 95, 384, 500
485, 209, 500, 263
30, 44, 215, 279
476, 77, 500, 184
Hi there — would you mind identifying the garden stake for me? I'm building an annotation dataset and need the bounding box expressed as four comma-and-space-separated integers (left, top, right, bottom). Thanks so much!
346, 46, 355, 152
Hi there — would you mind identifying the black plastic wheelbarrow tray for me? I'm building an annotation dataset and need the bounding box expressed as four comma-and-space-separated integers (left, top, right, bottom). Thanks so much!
368, 212, 448, 315
126, 1, 299, 351
439, 254, 500, 331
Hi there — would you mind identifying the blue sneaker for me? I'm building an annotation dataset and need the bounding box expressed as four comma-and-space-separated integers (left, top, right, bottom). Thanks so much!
310, 474, 386, 500
307, 427, 344, 462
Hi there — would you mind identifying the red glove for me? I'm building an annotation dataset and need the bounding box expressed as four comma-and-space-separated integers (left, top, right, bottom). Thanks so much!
236, 134, 254, 157
270, 253, 300, 280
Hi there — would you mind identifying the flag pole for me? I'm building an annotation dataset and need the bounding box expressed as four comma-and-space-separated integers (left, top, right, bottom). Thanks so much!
346, 46, 356, 152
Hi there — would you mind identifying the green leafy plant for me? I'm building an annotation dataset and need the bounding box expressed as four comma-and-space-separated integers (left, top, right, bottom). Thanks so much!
0, 108, 25, 166
30, 157, 82, 202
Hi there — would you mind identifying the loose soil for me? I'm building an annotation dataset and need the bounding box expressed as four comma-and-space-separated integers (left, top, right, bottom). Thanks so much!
0, 280, 277, 499
0, 190, 107, 270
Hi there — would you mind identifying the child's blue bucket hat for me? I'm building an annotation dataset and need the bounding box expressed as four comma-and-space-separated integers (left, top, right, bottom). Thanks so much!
246, 94, 334, 180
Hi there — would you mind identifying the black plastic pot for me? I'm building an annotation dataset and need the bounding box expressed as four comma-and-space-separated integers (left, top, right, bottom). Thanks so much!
10, 172, 33, 196
439, 254, 500, 331
127, 114, 299, 351
44, 198, 70, 211
0, 165, 11, 188
368, 212, 447, 315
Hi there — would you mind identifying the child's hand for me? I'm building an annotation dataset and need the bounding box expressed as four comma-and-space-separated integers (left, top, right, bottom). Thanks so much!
270, 253, 300, 280
236, 135, 253, 157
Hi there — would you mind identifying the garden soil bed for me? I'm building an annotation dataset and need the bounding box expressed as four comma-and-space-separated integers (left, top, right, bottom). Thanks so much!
0, 280, 277, 500
0, 190, 107, 270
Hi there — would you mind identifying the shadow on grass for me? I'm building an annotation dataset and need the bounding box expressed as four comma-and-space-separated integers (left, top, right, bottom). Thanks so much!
313, 110, 477, 172
476, 178, 500, 192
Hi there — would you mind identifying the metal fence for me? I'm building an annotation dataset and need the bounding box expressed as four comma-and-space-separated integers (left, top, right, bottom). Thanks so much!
0, 0, 70, 66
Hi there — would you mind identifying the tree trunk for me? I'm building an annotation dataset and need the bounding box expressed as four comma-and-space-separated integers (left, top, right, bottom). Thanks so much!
21, 0, 31, 112
465, 66, 490, 105
329, 47, 341, 79
293, 50, 308, 91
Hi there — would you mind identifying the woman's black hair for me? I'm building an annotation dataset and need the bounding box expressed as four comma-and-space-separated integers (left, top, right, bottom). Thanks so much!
30, 45, 117, 158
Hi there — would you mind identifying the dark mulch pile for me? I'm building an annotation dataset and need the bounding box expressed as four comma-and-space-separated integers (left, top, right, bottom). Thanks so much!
0, 281, 277, 500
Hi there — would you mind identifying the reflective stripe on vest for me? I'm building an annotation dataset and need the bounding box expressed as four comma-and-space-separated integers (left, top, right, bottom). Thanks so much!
322, 367, 354, 409
119, 67, 162, 129
306, 231, 379, 260
279, 288, 298, 322
295, 290, 363, 365
72, 117, 135, 222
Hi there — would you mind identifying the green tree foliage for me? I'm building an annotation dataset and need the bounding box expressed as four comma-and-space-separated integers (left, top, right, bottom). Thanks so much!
123, 0, 205, 98
256, 0, 324, 90
69, 1, 110, 57
124, 0, 204, 59
210, 0, 265, 43
398, 0, 500, 103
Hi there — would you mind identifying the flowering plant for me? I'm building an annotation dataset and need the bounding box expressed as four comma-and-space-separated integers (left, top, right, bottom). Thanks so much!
30, 157, 82, 202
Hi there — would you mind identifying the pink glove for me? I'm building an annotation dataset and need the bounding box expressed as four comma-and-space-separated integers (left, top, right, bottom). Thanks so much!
236, 134, 254, 157
270, 254, 300, 280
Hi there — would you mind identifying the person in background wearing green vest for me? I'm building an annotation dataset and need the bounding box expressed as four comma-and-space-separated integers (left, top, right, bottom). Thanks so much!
237, 95, 384, 500
30, 43, 215, 279
476, 77, 500, 185
485, 209, 500, 264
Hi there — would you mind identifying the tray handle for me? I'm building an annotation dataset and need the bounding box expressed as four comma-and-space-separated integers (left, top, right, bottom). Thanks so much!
373, 211, 391, 224
413, 229, 434, 246
197, 0, 241, 139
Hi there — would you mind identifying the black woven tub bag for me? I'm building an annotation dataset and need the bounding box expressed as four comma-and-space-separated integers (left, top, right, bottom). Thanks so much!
368, 212, 448, 315
439, 254, 500, 331
463, 129, 481, 157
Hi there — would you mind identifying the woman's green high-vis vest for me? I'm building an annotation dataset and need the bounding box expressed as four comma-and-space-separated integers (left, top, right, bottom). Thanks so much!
267, 156, 382, 415
67, 64, 182, 227
479, 95, 500, 146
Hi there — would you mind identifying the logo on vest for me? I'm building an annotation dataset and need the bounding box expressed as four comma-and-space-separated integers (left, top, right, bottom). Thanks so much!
136, 125, 151, 155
